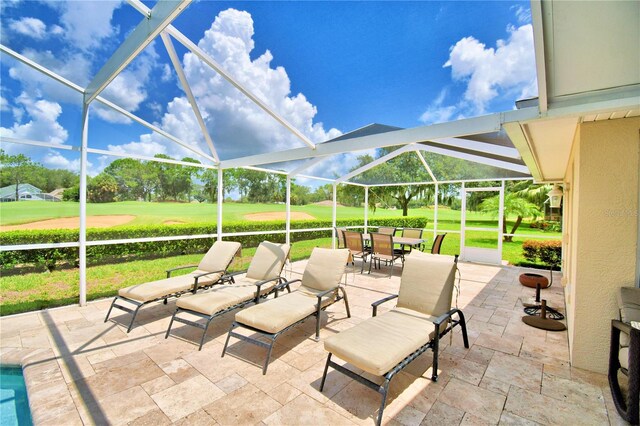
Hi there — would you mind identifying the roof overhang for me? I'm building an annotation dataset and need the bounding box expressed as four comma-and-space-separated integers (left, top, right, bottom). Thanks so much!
507, 0, 640, 182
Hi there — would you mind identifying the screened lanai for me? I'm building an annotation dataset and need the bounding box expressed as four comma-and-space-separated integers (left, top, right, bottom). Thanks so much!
0, 0, 555, 308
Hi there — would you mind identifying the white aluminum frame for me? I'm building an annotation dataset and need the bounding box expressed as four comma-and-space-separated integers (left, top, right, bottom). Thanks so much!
0, 0, 564, 311
460, 185, 504, 265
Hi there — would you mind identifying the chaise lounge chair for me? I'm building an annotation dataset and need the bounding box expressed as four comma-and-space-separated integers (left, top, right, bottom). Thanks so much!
164, 241, 291, 350
222, 248, 351, 374
320, 252, 468, 425
609, 286, 640, 425
104, 240, 242, 332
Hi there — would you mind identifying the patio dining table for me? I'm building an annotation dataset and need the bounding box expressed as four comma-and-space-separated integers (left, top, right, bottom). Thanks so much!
361, 233, 426, 249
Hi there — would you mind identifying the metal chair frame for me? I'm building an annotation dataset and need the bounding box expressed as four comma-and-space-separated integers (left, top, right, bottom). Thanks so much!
320, 273, 468, 426
222, 279, 350, 374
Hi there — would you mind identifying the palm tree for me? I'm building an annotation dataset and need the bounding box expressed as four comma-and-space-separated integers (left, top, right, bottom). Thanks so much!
479, 193, 542, 242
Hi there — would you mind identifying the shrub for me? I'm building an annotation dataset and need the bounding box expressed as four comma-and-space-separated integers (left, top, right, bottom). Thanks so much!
0, 217, 428, 270
522, 239, 562, 269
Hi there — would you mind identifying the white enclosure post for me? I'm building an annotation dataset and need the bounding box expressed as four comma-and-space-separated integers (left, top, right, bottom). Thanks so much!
285, 177, 291, 245
217, 167, 223, 240
460, 182, 466, 259
364, 186, 369, 233
332, 183, 337, 248
434, 183, 439, 241
78, 103, 89, 306
498, 180, 505, 260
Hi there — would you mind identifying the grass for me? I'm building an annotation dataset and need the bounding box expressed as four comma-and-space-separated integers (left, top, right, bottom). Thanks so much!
0, 237, 334, 316
0, 231, 558, 316
0, 201, 561, 316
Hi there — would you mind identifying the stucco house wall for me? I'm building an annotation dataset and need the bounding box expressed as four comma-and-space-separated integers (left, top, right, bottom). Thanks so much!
563, 117, 640, 373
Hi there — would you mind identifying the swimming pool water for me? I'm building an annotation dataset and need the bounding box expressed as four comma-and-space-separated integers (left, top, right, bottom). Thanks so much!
0, 366, 33, 426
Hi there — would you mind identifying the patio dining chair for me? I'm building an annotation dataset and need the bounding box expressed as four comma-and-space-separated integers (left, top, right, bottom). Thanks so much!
222, 248, 351, 374
343, 230, 370, 273
321, 253, 467, 425
165, 241, 290, 350
395, 227, 424, 259
431, 233, 447, 254
377, 226, 396, 236
335, 227, 347, 249
609, 286, 640, 424
105, 240, 242, 332
369, 232, 403, 277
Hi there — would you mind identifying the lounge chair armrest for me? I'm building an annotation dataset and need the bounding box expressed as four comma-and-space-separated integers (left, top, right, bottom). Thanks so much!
225, 270, 248, 278
189, 269, 227, 292
254, 276, 282, 289
166, 264, 197, 278
612, 319, 632, 335
275, 278, 301, 291
193, 269, 226, 279
371, 294, 398, 317
433, 308, 463, 327
315, 287, 339, 300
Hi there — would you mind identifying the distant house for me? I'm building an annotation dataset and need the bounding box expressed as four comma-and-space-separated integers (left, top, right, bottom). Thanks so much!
0, 184, 62, 202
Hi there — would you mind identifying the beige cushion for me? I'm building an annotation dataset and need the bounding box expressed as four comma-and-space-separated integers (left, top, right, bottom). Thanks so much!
235, 290, 334, 334
176, 276, 278, 316
324, 307, 436, 376
618, 287, 640, 323
619, 347, 629, 370
302, 248, 350, 291
197, 241, 241, 273
118, 241, 241, 303
617, 287, 640, 347
396, 254, 457, 317
118, 271, 222, 302
246, 242, 290, 281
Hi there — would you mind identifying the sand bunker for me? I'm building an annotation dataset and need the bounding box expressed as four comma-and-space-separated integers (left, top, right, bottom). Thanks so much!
1, 215, 136, 231
163, 220, 185, 225
244, 212, 316, 221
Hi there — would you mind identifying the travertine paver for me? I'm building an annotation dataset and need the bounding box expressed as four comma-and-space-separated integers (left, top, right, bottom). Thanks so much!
0, 261, 627, 425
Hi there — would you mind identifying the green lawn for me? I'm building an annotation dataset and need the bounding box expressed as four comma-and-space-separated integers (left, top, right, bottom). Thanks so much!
0, 237, 333, 316
0, 201, 561, 316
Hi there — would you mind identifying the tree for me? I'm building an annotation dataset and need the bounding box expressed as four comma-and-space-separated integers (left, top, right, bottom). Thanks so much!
0, 150, 36, 201
479, 193, 542, 242
88, 173, 118, 203
347, 148, 433, 216
63, 185, 80, 201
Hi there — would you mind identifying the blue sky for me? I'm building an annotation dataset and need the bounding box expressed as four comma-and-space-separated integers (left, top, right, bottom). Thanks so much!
0, 0, 536, 176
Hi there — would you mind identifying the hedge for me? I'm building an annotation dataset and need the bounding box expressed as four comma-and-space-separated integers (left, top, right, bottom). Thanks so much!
522, 239, 562, 269
0, 217, 428, 270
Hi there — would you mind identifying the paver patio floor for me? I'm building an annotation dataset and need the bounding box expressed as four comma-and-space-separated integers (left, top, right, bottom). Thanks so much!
0, 259, 627, 425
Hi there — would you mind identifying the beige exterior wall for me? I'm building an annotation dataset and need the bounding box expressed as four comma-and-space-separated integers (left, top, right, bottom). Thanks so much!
562, 117, 640, 373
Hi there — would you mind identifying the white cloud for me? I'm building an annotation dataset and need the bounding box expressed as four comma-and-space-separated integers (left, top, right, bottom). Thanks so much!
43, 151, 81, 171
0, 95, 9, 112
56, 0, 122, 51
419, 88, 459, 124
107, 138, 168, 158
112, 8, 341, 163
8, 17, 47, 39
512, 5, 532, 24
8, 48, 90, 104
0, 92, 68, 144
161, 64, 173, 82
443, 24, 537, 113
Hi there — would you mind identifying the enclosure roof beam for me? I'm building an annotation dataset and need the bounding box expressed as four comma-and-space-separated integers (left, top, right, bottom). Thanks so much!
85, 0, 191, 104
429, 137, 521, 159
94, 96, 217, 163
335, 144, 416, 183
127, 0, 316, 151
161, 32, 219, 163
220, 109, 539, 169
0, 44, 213, 163
415, 151, 438, 183
1, 44, 84, 93
415, 145, 531, 174
87, 148, 217, 169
